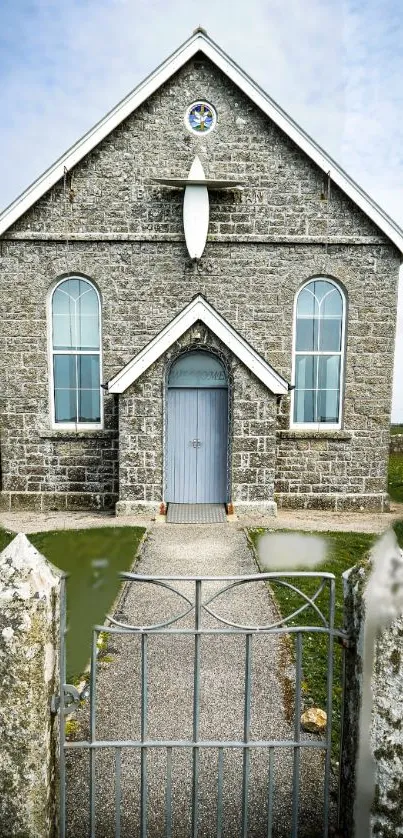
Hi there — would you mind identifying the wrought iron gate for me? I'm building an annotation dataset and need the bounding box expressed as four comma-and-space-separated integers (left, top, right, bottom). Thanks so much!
57, 570, 347, 838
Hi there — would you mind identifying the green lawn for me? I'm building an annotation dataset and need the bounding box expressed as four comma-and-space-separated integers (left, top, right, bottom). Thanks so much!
388, 452, 403, 502
249, 524, 403, 760
0, 527, 14, 552
1, 526, 145, 681
390, 424, 403, 435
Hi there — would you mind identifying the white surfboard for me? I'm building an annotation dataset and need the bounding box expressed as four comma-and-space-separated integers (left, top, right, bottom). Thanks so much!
183, 156, 209, 259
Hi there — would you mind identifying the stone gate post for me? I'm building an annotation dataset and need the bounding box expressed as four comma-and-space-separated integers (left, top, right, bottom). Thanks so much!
340, 530, 403, 837
0, 533, 63, 838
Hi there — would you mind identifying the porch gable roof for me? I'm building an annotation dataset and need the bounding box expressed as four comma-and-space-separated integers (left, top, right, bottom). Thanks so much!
106, 294, 289, 395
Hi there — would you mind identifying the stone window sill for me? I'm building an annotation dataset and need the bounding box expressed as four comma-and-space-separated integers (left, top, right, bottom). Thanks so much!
277, 430, 353, 441
39, 430, 118, 440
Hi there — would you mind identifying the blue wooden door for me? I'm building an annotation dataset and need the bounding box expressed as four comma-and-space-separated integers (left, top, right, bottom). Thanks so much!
166, 388, 227, 503
196, 388, 227, 502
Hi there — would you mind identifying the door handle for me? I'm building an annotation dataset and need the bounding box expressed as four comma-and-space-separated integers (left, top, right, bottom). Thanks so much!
190, 439, 202, 448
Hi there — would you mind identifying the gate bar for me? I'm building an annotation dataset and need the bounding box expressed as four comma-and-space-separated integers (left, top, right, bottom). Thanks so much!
97, 624, 346, 638
65, 738, 328, 750
165, 746, 173, 838
59, 575, 67, 838
140, 633, 148, 838
241, 633, 252, 837
89, 629, 98, 838
114, 747, 122, 838
216, 747, 224, 838
323, 578, 336, 836
291, 632, 302, 834
267, 747, 274, 838
191, 579, 202, 838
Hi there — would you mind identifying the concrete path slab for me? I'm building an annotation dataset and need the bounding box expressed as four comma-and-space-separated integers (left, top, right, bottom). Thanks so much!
65, 524, 334, 838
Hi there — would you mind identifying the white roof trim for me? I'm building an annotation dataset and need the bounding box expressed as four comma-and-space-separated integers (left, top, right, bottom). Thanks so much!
106, 295, 289, 395
1, 30, 403, 252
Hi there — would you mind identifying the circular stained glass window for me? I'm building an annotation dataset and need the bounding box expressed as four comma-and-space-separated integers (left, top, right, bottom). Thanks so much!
185, 101, 217, 134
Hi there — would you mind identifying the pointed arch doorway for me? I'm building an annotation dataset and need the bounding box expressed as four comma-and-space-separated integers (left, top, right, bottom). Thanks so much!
166, 351, 228, 504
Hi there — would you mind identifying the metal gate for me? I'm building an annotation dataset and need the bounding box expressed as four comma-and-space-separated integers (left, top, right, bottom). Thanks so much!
57, 570, 347, 838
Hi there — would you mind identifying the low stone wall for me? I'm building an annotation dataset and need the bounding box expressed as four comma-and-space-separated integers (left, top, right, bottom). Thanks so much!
0, 489, 118, 512
275, 429, 390, 511
0, 534, 62, 837
274, 490, 389, 512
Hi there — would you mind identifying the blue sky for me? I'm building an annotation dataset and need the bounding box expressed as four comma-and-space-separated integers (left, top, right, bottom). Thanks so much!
1, 0, 402, 418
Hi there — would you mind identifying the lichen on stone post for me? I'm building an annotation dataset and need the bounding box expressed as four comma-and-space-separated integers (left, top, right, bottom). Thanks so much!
0, 533, 63, 838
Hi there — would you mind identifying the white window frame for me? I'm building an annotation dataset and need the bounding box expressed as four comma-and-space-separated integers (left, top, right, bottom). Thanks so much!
290, 277, 346, 431
48, 276, 103, 430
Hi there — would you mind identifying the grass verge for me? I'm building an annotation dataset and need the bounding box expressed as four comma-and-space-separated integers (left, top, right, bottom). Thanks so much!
0, 527, 14, 552
248, 525, 403, 761
0, 526, 145, 681
388, 453, 403, 502
29, 526, 146, 680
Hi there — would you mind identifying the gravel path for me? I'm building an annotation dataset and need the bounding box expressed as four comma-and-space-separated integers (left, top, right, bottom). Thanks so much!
1, 503, 402, 535
65, 525, 332, 838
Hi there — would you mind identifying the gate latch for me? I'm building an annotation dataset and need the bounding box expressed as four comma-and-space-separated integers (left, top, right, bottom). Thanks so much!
191, 438, 202, 448
51, 684, 81, 715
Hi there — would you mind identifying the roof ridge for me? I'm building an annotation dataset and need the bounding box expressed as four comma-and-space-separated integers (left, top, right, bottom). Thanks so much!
0, 30, 402, 253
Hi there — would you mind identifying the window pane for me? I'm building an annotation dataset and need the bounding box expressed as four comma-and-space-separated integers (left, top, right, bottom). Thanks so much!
317, 389, 339, 423
77, 286, 99, 315
295, 355, 317, 389
296, 318, 319, 351
54, 355, 77, 389
321, 287, 342, 317
319, 318, 342, 352
53, 288, 74, 315
294, 389, 315, 423
77, 315, 99, 350
79, 390, 100, 422
168, 351, 227, 388
54, 389, 77, 423
53, 314, 78, 349
309, 280, 329, 304
318, 355, 340, 390
64, 278, 83, 301
78, 355, 100, 389
297, 288, 318, 317
53, 279, 100, 351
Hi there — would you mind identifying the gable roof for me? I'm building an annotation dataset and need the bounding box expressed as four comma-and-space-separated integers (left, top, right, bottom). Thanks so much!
106, 294, 289, 395
1, 29, 402, 253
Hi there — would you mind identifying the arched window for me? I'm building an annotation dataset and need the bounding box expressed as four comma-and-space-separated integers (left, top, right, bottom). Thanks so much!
51, 277, 101, 425
292, 278, 345, 427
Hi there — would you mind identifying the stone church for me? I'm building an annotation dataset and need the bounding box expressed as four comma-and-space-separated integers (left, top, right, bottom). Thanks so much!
0, 29, 401, 517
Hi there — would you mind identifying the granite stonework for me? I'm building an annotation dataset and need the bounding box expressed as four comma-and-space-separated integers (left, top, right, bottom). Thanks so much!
340, 532, 403, 837
0, 534, 62, 838
0, 56, 400, 512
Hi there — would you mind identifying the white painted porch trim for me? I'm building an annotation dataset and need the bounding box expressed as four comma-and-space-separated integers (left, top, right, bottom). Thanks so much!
1, 30, 403, 252
106, 295, 289, 395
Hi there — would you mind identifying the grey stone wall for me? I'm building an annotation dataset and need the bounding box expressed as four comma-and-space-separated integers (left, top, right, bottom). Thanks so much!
0, 55, 400, 511
0, 534, 62, 837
